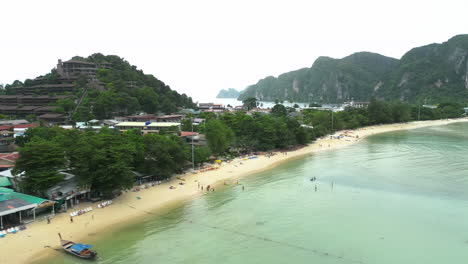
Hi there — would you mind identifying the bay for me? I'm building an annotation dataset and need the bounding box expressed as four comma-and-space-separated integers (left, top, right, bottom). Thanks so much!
42, 122, 468, 264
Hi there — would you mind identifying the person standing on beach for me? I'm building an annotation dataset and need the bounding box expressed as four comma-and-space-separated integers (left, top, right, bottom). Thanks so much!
70, 216, 73, 223
207, 185, 210, 191
47, 216, 50, 224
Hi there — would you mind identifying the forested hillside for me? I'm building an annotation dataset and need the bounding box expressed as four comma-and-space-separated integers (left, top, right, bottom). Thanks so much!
3, 53, 196, 121
239, 35, 468, 104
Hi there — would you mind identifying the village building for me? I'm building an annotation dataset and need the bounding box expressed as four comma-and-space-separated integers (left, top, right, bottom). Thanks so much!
0, 120, 29, 126
37, 114, 67, 125
0, 153, 19, 169
156, 115, 183, 122
0, 123, 38, 152
44, 171, 91, 211
115, 122, 181, 134
180, 131, 207, 146
198, 103, 225, 112
343, 101, 370, 108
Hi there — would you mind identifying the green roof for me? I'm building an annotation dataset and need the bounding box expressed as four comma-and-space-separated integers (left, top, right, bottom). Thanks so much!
0, 187, 49, 205
0, 177, 12, 187
0, 187, 14, 193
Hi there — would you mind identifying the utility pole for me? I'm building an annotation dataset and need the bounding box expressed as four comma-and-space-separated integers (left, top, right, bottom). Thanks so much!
191, 116, 195, 171
331, 110, 334, 131
418, 105, 421, 121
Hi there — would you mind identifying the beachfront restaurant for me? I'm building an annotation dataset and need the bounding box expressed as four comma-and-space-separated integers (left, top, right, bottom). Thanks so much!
45, 171, 91, 211
0, 187, 55, 229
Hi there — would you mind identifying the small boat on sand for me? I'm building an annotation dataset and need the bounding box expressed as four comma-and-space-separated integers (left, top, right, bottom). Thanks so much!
58, 233, 97, 260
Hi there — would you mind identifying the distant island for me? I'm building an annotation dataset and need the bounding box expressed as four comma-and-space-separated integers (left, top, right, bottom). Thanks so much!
216, 88, 241, 98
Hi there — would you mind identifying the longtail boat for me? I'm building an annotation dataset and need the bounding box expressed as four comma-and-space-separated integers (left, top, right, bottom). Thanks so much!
58, 233, 97, 260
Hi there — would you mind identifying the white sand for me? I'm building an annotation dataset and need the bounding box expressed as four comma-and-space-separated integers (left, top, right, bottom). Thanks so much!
2, 118, 466, 264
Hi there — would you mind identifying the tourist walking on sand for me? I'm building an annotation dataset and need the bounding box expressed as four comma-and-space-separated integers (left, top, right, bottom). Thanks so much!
47, 216, 50, 224
70, 216, 73, 223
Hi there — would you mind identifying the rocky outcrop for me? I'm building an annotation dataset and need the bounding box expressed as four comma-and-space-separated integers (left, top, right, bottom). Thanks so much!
216, 88, 241, 98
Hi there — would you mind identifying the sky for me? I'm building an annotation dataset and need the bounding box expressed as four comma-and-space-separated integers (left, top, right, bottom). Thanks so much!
1, 0, 468, 102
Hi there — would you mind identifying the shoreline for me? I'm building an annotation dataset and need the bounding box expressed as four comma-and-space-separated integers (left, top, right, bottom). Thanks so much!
3, 118, 466, 264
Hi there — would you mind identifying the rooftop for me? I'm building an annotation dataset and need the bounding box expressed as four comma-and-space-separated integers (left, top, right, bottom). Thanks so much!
0, 187, 54, 217
0, 152, 19, 163
180, 131, 198, 137
116, 122, 181, 128
38, 114, 66, 119
157, 115, 183, 119
63, 60, 96, 65
0, 177, 12, 187
0, 120, 28, 126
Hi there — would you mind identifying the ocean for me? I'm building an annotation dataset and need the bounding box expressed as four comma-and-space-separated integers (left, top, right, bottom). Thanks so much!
42, 122, 468, 264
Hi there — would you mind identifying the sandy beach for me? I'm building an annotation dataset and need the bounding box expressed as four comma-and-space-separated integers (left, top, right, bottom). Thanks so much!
2, 118, 467, 264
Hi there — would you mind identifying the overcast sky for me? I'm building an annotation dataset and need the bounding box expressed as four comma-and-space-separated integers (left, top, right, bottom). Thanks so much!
1, 0, 467, 101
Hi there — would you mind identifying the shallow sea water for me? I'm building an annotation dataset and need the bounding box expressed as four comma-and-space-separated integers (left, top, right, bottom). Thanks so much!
42, 122, 468, 264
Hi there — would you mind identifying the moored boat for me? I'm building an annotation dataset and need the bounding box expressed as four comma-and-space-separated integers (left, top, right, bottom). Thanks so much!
58, 233, 97, 260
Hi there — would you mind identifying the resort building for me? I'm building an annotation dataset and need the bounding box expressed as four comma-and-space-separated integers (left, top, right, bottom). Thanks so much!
123, 114, 158, 122
343, 101, 370, 108
0, 95, 71, 106
56, 59, 111, 78
115, 122, 181, 134
37, 114, 67, 125
9, 83, 76, 95
156, 115, 183, 122
115, 114, 183, 123
0, 120, 29, 126
198, 103, 225, 112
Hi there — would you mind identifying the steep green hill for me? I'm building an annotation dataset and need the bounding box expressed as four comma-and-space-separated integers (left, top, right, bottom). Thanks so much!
239, 52, 399, 103
375, 35, 468, 104
239, 35, 468, 104
4, 53, 196, 121
77, 53, 195, 120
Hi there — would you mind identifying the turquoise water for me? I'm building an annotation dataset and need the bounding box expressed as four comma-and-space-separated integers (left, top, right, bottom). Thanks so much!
41, 122, 468, 264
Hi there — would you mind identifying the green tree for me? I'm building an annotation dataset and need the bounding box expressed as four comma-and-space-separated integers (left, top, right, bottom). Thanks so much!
139, 134, 188, 179
271, 104, 287, 117
70, 128, 135, 197
181, 117, 194, 132
193, 146, 211, 166
205, 119, 234, 155
55, 98, 76, 112
13, 138, 66, 195
367, 98, 392, 124
242, 97, 257, 110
